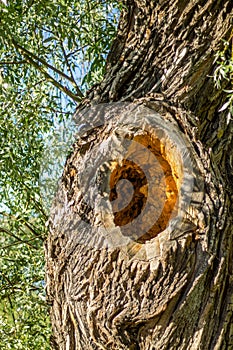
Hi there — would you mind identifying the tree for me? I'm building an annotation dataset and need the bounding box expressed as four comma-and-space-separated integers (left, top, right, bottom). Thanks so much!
46, 0, 233, 349
1, 0, 232, 348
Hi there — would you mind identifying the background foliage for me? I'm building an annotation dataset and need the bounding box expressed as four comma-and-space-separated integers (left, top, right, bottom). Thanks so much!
213, 38, 233, 119
0, 0, 120, 348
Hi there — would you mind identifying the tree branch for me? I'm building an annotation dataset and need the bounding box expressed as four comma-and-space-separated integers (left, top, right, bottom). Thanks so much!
11, 39, 84, 101
60, 40, 80, 94
0, 60, 27, 65
0, 237, 39, 250
0, 227, 40, 247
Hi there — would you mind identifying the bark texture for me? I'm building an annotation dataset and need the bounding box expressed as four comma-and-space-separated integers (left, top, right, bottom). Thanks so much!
46, 1, 233, 349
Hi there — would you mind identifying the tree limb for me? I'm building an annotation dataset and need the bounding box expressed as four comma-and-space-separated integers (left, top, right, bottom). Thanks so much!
11, 39, 84, 101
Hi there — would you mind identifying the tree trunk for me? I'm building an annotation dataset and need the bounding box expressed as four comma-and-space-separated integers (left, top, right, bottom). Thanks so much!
45, 1, 233, 349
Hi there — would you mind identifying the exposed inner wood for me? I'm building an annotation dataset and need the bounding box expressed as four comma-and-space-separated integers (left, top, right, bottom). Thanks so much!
109, 132, 180, 243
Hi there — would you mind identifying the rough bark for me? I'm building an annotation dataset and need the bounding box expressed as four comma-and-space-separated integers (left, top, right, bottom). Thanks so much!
46, 1, 233, 349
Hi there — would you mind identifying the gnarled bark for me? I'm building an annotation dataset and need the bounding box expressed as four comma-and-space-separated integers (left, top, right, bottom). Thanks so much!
46, 1, 233, 349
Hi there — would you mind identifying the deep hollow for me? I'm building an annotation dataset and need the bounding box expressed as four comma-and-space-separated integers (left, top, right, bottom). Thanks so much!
109, 132, 180, 243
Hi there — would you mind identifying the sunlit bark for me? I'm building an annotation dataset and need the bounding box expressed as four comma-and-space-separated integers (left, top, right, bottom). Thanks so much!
46, 1, 233, 349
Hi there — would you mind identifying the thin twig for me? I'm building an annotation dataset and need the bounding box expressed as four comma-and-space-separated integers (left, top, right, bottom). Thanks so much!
0, 237, 39, 250
66, 44, 89, 58
60, 39, 80, 94
0, 60, 27, 65
22, 221, 44, 239
7, 295, 16, 326
0, 227, 41, 246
